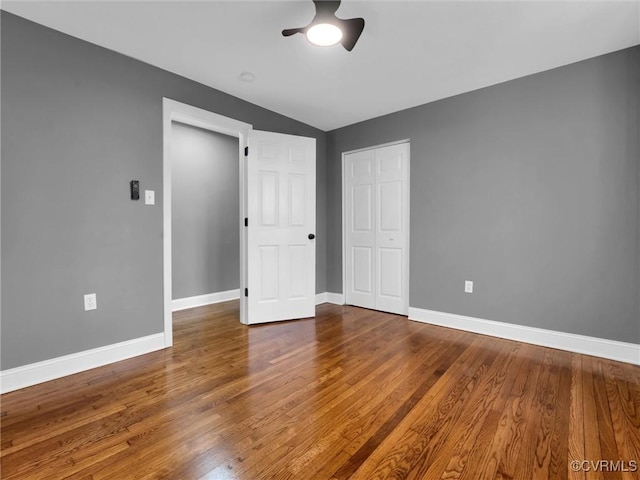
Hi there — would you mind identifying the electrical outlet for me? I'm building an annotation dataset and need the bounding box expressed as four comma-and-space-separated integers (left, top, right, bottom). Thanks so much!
464, 281, 473, 294
84, 293, 97, 311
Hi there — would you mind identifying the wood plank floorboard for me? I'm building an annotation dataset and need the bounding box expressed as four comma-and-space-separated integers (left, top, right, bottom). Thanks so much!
1, 301, 639, 479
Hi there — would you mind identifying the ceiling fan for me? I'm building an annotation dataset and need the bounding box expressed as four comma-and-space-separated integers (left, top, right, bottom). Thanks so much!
282, 0, 365, 51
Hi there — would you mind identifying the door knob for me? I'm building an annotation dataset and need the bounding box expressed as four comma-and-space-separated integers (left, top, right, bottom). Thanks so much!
308, 233, 316, 240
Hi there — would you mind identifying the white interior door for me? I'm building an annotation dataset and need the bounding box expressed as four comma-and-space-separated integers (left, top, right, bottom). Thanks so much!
344, 148, 376, 309
246, 130, 316, 324
345, 142, 409, 315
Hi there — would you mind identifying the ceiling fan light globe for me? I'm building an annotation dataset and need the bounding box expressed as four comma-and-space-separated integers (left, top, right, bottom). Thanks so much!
306, 23, 342, 47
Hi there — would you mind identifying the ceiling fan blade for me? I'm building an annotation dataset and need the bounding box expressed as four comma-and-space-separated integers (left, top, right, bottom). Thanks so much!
313, 0, 341, 18
338, 17, 365, 51
282, 27, 306, 37
283, 0, 364, 51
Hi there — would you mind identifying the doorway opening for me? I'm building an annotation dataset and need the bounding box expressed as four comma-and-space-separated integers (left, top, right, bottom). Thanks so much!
162, 98, 252, 347
170, 122, 239, 309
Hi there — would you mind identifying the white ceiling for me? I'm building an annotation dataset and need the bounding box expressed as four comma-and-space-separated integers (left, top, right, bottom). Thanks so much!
3, 0, 639, 131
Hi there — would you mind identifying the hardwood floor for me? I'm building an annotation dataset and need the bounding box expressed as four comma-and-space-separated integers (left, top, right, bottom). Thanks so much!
1, 301, 639, 479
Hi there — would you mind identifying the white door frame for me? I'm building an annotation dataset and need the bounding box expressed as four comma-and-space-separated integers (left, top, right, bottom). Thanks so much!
341, 139, 411, 314
162, 98, 252, 347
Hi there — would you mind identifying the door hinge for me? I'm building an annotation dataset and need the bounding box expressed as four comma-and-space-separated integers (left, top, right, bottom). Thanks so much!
244, 217, 248, 227
244, 146, 249, 156
244, 288, 248, 297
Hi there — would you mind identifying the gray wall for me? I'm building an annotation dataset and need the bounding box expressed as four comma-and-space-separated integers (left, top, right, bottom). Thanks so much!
1, 12, 327, 370
171, 123, 239, 299
327, 46, 640, 343
2, 11, 638, 374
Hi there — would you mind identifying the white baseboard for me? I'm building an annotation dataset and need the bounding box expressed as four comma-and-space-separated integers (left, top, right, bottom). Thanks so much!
0, 333, 165, 394
315, 292, 345, 305
326, 292, 345, 305
315, 293, 328, 305
175, 291, 336, 310
408, 307, 640, 366
172, 289, 240, 311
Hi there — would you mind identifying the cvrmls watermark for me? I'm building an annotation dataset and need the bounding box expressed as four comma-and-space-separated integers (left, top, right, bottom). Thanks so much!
570, 460, 638, 472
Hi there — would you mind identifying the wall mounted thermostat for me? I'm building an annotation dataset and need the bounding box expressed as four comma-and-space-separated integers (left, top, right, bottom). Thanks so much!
130, 180, 140, 200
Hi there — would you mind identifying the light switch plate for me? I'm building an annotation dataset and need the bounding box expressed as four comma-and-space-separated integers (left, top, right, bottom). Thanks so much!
464, 280, 473, 293
145, 190, 155, 205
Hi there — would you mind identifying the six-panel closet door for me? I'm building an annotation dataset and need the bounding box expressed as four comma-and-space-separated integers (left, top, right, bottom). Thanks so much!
344, 142, 409, 315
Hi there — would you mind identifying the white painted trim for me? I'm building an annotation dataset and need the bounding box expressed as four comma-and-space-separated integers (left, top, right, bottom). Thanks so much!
163, 98, 253, 345
315, 292, 345, 305
342, 138, 411, 156
408, 307, 640, 366
0, 333, 165, 394
326, 292, 345, 304
341, 154, 347, 310
315, 293, 328, 305
172, 289, 240, 311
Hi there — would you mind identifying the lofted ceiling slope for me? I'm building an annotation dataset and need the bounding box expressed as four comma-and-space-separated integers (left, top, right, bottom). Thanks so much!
2, 0, 639, 131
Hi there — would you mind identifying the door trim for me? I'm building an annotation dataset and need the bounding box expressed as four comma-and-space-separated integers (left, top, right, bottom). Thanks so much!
342, 138, 411, 156
341, 139, 411, 314
162, 98, 252, 347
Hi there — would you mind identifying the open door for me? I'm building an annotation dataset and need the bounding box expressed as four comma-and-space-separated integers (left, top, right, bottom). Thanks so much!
244, 130, 316, 324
